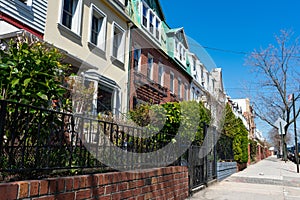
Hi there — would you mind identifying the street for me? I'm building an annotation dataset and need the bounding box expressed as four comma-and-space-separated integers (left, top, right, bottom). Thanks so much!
187, 156, 300, 200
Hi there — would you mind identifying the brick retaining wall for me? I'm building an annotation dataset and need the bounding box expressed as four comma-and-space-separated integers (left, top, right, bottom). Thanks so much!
0, 166, 189, 200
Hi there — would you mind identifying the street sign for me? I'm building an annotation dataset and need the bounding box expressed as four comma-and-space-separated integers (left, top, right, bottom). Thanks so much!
274, 118, 287, 134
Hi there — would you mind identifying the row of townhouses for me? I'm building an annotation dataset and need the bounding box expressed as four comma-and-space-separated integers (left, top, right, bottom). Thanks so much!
0, 0, 226, 125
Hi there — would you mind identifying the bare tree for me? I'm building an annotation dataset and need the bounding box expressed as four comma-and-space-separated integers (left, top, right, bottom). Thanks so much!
245, 29, 300, 157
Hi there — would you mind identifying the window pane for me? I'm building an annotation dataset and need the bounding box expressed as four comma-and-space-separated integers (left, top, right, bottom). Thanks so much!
62, 0, 74, 29
149, 12, 154, 33
170, 73, 174, 92
155, 20, 160, 40
113, 30, 119, 57
147, 56, 153, 79
97, 85, 113, 113
142, 4, 148, 27
178, 79, 181, 98
158, 65, 163, 85
134, 48, 140, 71
91, 16, 99, 45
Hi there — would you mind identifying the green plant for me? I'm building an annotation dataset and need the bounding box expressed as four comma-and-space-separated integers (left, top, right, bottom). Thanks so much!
220, 104, 249, 163
0, 35, 69, 109
0, 35, 72, 178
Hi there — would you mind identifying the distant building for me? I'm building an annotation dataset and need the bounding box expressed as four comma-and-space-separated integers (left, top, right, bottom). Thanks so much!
230, 98, 255, 139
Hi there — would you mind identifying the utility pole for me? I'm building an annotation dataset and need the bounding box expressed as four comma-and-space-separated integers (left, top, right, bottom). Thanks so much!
291, 93, 299, 173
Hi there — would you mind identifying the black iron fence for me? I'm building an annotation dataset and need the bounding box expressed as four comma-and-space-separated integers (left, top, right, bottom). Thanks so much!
0, 100, 219, 188
187, 126, 218, 191
0, 100, 191, 181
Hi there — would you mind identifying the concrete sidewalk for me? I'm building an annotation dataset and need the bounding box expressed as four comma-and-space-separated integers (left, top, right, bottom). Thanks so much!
187, 156, 300, 200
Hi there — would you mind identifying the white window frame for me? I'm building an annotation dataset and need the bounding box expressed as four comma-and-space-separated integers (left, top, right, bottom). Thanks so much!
158, 62, 164, 86
133, 44, 141, 71
111, 22, 125, 63
149, 11, 155, 34
200, 66, 204, 86
155, 18, 161, 40
89, 4, 107, 51
177, 78, 182, 98
170, 71, 174, 93
174, 39, 186, 65
147, 54, 153, 80
140, 1, 161, 42
142, 2, 149, 28
60, 0, 83, 35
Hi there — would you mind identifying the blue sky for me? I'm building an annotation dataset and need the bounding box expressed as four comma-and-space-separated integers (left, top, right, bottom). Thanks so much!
160, 0, 300, 136
160, 0, 300, 97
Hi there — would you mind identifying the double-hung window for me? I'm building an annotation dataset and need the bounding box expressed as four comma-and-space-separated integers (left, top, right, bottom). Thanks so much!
178, 78, 182, 98
147, 54, 153, 80
200, 67, 204, 86
142, 3, 148, 27
61, 0, 82, 34
141, 2, 160, 42
155, 19, 160, 40
112, 22, 125, 62
158, 63, 164, 86
90, 5, 106, 50
133, 46, 141, 71
149, 11, 154, 34
170, 72, 174, 93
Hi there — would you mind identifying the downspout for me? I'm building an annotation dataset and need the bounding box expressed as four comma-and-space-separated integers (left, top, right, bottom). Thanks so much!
126, 22, 134, 112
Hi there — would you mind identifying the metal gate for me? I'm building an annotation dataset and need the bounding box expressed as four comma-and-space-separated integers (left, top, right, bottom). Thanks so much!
188, 126, 217, 191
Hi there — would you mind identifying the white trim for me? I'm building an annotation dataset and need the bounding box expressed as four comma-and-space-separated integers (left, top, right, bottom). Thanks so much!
89, 4, 107, 51
111, 21, 125, 63
147, 53, 154, 80
133, 43, 141, 71
158, 62, 164, 86
59, 0, 83, 35
140, 0, 161, 42
177, 77, 182, 98
170, 71, 174, 93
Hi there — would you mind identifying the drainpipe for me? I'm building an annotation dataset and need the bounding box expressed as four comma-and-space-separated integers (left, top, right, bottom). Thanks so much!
126, 22, 134, 112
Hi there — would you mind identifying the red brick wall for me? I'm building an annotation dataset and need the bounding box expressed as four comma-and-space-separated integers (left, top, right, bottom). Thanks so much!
0, 166, 189, 200
129, 30, 191, 109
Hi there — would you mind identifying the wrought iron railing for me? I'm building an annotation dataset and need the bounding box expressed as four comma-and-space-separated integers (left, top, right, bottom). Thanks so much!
0, 100, 183, 181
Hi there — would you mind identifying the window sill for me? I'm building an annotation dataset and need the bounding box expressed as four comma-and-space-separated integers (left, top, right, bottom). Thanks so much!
88, 42, 106, 59
111, 56, 125, 70
57, 23, 82, 45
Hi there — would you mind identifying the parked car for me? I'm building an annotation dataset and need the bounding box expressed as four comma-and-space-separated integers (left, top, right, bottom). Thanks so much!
287, 144, 300, 163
